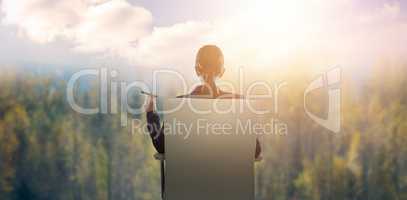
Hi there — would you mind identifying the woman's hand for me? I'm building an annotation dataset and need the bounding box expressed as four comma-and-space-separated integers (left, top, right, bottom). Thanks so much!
145, 95, 156, 113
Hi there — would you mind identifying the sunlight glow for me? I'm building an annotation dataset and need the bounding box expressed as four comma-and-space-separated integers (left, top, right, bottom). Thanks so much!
218, 0, 325, 68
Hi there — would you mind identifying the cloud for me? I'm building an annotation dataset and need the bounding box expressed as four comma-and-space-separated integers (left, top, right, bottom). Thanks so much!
1, 0, 152, 53
1, 0, 407, 71
358, 1, 401, 24
128, 21, 213, 67
0, 0, 213, 69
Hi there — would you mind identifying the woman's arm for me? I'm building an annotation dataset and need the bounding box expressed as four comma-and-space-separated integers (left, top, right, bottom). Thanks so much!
146, 96, 165, 153
255, 139, 261, 159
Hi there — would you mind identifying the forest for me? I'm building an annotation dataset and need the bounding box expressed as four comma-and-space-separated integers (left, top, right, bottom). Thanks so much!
0, 63, 406, 200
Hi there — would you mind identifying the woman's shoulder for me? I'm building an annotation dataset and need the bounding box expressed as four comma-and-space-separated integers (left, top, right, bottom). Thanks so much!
176, 91, 244, 99
218, 91, 244, 99
175, 85, 245, 99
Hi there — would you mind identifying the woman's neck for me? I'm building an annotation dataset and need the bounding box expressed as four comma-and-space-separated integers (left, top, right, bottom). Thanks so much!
201, 77, 220, 97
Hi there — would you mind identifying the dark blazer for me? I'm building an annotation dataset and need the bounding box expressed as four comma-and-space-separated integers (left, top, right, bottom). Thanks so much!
146, 85, 262, 158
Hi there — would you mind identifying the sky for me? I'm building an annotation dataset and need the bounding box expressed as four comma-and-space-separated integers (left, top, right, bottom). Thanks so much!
0, 0, 406, 79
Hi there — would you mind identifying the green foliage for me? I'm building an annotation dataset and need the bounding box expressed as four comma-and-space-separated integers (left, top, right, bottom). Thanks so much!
0, 64, 407, 200
255, 63, 407, 200
0, 71, 159, 200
